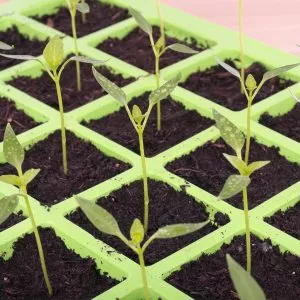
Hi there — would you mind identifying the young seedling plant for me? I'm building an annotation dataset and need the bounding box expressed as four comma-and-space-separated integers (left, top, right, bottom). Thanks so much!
76, 195, 209, 300
0, 36, 105, 175
66, 0, 90, 91
129, 4, 198, 131
92, 67, 180, 233
214, 57, 300, 273
0, 124, 53, 295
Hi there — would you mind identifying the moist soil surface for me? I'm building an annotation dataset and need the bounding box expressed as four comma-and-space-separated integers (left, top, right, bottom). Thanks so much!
8, 62, 134, 112
266, 201, 300, 240
167, 138, 300, 209
0, 228, 119, 300
260, 103, 300, 142
0, 130, 129, 206
181, 59, 295, 111
0, 98, 39, 142
33, 0, 129, 37
0, 212, 25, 232
0, 26, 46, 71
98, 27, 206, 73
84, 92, 214, 157
68, 179, 229, 265
167, 234, 300, 299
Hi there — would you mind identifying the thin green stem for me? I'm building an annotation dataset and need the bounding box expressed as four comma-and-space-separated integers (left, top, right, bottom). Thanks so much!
138, 246, 151, 300
18, 170, 53, 295
242, 187, 251, 273
244, 92, 253, 165
239, 0, 245, 93
81, 0, 87, 23
71, 11, 81, 91
54, 73, 68, 174
155, 56, 161, 131
138, 130, 149, 233
156, 0, 165, 43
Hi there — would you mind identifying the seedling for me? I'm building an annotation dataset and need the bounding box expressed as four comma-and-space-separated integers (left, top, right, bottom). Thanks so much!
76, 195, 209, 300
215, 58, 300, 273
66, 0, 90, 91
0, 36, 105, 175
227, 254, 266, 300
0, 124, 52, 295
92, 67, 180, 233
129, 5, 198, 131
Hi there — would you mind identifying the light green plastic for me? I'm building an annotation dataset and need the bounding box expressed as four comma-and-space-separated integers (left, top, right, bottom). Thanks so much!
0, 0, 299, 299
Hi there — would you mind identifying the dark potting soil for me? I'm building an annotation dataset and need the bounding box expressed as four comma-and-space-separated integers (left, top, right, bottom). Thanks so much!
0, 228, 119, 300
181, 59, 295, 111
0, 212, 25, 232
167, 234, 300, 299
0, 130, 130, 206
68, 179, 229, 265
98, 27, 206, 73
265, 201, 300, 240
8, 62, 134, 112
259, 103, 300, 142
166, 138, 300, 209
83, 92, 214, 157
0, 98, 39, 142
0, 26, 46, 71
33, 0, 130, 37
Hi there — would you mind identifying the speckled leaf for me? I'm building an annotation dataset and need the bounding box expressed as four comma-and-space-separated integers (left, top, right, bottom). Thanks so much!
213, 109, 245, 154
92, 66, 126, 105
219, 175, 250, 200
23, 169, 40, 185
3, 124, 24, 170
0, 194, 19, 225
227, 254, 266, 300
76, 196, 121, 237
129, 8, 152, 35
43, 36, 64, 72
0, 175, 21, 187
130, 219, 144, 245
262, 62, 300, 83
168, 43, 198, 54
149, 73, 181, 105
215, 56, 240, 78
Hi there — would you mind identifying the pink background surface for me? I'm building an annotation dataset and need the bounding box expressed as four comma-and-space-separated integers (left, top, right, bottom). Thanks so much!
1, 0, 300, 55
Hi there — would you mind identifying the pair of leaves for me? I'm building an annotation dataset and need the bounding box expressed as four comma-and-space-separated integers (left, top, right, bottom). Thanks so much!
0, 194, 19, 226
76, 196, 209, 251
227, 255, 266, 300
0, 169, 40, 187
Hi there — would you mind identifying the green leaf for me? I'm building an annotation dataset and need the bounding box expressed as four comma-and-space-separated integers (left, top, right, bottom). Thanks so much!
0, 194, 19, 225
149, 73, 181, 105
219, 175, 250, 200
227, 254, 266, 300
0, 41, 13, 50
246, 161, 270, 176
0, 175, 21, 187
0, 53, 39, 61
155, 35, 165, 53
262, 62, 300, 83
132, 105, 144, 124
245, 74, 257, 92
3, 123, 24, 170
92, 66, 126, 105
129, 8, 152, 35
66, 0, 79, 11
76, 1, 90, 13
167, 43, 198, 54
43, 36, 64, 72
75, 196, 122, 237
130, 219, 144, 245
23, 169, 40, 185
223, 154, 247, 175
152, 221, 209, 240
215, 56, 240, 78
70, 56, 107, 66
212, 109, 245, 155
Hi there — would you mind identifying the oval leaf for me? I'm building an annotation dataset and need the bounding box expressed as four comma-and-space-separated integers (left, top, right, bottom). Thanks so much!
76, 1, 90, 13
0, 175, 21, 187
0, 194, 19, 225
3, 124, 24, 170
213, 109, 245, 155
75, 196, 122, 237
23, 169, 40, 185
223, 154, 247, 175
92, 66, 126, 105
43, 36, 64, 72
227, 254, 266, 300
130, 218, 144, 245
129, 8, 152, 35
149, 73, 181, 105
132, 105, 144, 124
262, 62, 300, 83
70, 56, 107, 66
0, 41, 13, 50
155, 35, 165, 53
215, 56, 240, 78
246, 161, 270, 176
219, 175, 250, 200
168, 43, 198, 54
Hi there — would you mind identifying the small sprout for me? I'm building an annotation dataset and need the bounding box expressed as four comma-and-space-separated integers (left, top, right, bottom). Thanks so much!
245, 74, 257, 93
0, 194, 19, 225
43, 35, 63, 72
0, 124, 52, 295
76, 195, 209, 300
226, 254, 266, 300
218, 175, 250, 200
92, 69, 180, 233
